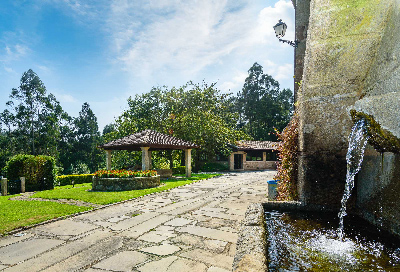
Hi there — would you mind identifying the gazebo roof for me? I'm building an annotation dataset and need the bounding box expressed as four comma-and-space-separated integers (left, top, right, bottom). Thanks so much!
99, 129, 199, 151
233, 140, 279, 151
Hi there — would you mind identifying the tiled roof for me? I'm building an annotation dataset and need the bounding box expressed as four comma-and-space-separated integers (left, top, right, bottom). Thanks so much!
99, 129, 199, 151
236, 140, 279, 151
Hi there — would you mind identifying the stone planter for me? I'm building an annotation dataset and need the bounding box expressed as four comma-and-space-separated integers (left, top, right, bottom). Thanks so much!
155, 169, 173, 178
92, 176, 160, 191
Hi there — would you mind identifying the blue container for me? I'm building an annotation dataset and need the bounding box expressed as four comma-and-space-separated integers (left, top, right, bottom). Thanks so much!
267, 180, 279, 200
267, 180, 278, 185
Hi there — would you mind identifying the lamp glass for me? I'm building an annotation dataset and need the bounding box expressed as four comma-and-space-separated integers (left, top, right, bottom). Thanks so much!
273, 20, 287, 39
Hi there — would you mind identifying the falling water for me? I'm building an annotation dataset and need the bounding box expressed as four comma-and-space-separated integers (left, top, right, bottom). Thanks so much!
338, 120, 369, 239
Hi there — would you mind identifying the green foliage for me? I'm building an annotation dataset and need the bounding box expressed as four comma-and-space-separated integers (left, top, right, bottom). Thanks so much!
0, 70, 103, 176
69, 162, 91, 174
94, 169, 157, 178
274, 112, 299, 201
172, 166, 186, 175
237, 62, 293, 141
200, 162, 229, 172
5, 154, 56, 192
350, 109, 400, 153
5, 69, 67, 157
56, 174, 94, 186
103, 82, 249, 171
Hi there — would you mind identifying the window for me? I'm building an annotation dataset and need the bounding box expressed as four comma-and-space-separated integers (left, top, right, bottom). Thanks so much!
265, 150, 277, 161
246, 151, 263, 161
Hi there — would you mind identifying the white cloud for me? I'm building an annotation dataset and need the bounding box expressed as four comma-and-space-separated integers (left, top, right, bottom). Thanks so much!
3, 66, 15, 74
37, 65, 52, 75
105, 0, 295, 87
52, 90, 78, 103
275, 63, 293, 81
108, 1, 261, 79
1, 43, 30, 62
219, 71, 248, 93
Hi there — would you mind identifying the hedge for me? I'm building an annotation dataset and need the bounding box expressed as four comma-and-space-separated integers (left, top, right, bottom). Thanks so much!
200, 162, 229, 172
172, 166, 185, 175
5, 154, 56, 192
56, 174, 94, 186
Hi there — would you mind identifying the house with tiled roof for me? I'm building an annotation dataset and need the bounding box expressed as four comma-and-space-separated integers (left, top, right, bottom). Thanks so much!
227, 140, 279, 171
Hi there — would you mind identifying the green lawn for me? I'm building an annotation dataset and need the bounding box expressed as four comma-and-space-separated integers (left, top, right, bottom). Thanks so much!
33, 173, 220, 205
0, 173, 220, 235
0, 196, 91, 235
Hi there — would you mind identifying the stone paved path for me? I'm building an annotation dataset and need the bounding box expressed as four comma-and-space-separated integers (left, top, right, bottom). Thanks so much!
0, 171, 274, 272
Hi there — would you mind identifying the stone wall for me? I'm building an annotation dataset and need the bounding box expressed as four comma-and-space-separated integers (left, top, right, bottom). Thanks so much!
92, 176, 160, 191
244, 161, 277, 170
298, 0, 397, 207
298, 0, 400, 236
155, 169, 172, 178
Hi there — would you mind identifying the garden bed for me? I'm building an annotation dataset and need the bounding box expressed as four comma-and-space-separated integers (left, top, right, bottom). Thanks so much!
92, 175, 160, 191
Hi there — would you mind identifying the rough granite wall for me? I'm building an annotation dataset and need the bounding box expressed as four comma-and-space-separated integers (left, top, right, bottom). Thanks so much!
298, 0, 399, 215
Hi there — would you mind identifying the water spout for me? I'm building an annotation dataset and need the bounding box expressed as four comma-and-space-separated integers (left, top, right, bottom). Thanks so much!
338, 120, 369, 239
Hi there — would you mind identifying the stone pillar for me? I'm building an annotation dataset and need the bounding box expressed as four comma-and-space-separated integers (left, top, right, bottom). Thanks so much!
106, 150, 112, 170
294, 0, 311, 103
20, 177, 25, 193
185, 149, 192, 178
229, 153, 234, 171
141, 147, 151, 171
148, 151, 152, 170
1, 178, 7, 196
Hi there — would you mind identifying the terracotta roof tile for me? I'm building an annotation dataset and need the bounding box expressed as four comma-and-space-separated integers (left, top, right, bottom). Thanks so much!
236, 140, 279, 150
99, 129, 199, 151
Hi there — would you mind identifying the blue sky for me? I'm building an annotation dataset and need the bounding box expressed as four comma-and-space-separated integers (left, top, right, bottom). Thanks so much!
0, 0, 295, 130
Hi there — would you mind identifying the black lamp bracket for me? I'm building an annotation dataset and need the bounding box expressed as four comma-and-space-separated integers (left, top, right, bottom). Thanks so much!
278, 39, 299, 48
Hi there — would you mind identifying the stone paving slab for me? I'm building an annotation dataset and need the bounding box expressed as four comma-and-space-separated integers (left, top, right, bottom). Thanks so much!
0, 233, 34, 249
42, 236, 123, 272
176, 225, 238, 243
165, 217, 193, 226
33, 219, 98, 237
0, 171, 273, 272
0, 238, 64, 265
140, 243, 181, 256
108, 211, 160, 231
2, 229, 112, 272
180, 248, 234, 270
208, 266, 231, 272
93, 250, 148, 271
118, 214, 173, 238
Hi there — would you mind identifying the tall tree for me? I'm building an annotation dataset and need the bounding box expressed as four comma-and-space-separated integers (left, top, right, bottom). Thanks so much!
237, 62, 293, 140
104, 82, 249, 170
7, 69, 68, 157
72, 102, 103, 173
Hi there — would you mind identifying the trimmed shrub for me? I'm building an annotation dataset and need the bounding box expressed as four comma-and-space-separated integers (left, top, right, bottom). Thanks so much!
56, 174, 94, 186
200, 162, 229, 172
5, 154, 56, 192
172, 166, 185, 175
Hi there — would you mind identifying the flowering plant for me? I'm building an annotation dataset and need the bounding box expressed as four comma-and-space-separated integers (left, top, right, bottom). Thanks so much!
94, 169, 157, 178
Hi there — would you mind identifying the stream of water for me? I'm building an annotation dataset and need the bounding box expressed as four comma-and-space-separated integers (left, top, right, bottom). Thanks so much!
338, 120, 369, 239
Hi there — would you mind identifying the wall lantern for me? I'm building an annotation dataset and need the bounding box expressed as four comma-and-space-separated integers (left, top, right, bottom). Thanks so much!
273, 19, 299, 48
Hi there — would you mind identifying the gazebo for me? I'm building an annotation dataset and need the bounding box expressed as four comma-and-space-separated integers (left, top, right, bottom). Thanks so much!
99, 130, 199, 177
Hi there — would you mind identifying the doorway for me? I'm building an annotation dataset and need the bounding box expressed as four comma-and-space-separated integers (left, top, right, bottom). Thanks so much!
234, 154, 243, 170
